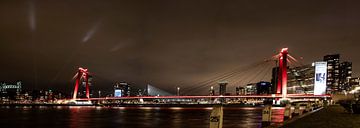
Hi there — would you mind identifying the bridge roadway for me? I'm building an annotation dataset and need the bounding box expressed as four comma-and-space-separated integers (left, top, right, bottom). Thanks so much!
71, 94, 331, 101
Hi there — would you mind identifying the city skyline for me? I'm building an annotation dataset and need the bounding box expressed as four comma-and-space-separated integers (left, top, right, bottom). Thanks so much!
1, 0, 360, 92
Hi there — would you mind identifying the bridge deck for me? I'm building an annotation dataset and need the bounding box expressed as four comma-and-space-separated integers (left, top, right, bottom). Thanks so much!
69, 94, 330, 101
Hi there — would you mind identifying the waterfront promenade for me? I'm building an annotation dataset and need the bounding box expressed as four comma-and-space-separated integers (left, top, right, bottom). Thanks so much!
283, 105, 360, 128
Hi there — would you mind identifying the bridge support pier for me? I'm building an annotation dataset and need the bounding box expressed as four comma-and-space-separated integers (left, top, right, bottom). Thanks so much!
262, 105, 272, 127
305, 102, 312, 112
210, 105, 223, 128
284, 104, 292, 120
293, 103, 301, 116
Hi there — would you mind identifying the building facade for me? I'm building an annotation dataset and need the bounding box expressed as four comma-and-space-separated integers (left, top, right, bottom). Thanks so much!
218, 82, 227, 96
323, 54, 353, 93
287, 64, 315, 94
323, 54, 340, 93
0, 81, 22, 101
349, 77, 360, 93
235, 87, 245, 95
245, 83, 257, 95
256, 81, 271, 94
339, 61, 352, 91
114, 82, 131, 97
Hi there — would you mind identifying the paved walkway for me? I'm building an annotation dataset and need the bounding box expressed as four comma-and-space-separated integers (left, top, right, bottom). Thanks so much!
282, 105, 360, 128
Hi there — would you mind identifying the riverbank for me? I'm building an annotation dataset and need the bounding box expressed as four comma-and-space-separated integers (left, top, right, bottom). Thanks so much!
0, 103, 262, 107
282, 104, 360, 128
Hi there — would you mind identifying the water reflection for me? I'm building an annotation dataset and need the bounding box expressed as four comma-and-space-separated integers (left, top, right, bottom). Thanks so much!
271, 107, 285, 124
0, 106, 284, 128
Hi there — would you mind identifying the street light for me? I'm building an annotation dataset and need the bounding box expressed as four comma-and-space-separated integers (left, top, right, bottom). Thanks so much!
210, 86, 214, 95
177, 87, 180, 96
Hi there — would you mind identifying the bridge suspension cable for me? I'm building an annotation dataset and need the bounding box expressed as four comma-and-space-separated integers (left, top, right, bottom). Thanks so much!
181, 60, 265, 93
231, 61, 274, 87
183, 61, 264, 95
183, 58, 276, 95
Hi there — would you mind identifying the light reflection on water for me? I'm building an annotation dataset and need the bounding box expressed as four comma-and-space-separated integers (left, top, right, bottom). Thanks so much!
0, 106, 284, 128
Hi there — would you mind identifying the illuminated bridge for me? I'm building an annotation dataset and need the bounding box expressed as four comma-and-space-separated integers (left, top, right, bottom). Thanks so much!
73, 94, 330, 101
65, 48, 332, 105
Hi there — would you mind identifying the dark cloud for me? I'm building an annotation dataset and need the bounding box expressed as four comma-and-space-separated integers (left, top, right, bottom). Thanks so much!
0, 0, 359, 94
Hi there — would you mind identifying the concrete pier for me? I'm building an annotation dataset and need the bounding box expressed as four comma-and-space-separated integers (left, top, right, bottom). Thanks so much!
293, 103, 301, 116
210, 105, 223, 128
284, 104, 292, 120
261, 105, 272, 127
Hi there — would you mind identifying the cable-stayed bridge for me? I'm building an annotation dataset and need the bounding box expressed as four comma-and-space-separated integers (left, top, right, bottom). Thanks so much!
64, 48, 330, 105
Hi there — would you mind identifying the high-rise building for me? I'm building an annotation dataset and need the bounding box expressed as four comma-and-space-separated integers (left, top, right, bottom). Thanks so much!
287, 64, 315, 94
339, 61, 352, 91
271, 64, 316, 94
114, 84, 122, 97
256, 81, 271, 94
235, 87, 245, 95
245, 83, 257, 95
243, 81, 271, 95
218, 82, 227, 96
323, 54, 340, 93
0, 81, 22, 101
113, 82, 131, 97
122, 82, 131, 96
0, 81, 22, 93
271, 67, 280, 94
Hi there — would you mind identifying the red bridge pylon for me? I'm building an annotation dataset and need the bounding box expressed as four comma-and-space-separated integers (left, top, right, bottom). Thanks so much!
276, 48, 288, 99
72, 67, 90, 99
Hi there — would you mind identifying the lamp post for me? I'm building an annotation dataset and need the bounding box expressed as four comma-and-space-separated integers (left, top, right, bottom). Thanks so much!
177, 87, 180, 96
210, 86, 214, 95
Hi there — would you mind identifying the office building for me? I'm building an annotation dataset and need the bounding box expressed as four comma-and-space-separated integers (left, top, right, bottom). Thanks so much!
323, 54, 340, 93
339, 61, 352, 91
218, 81, 228, 96
114, 82, 131, 97
245, 83, 257, 95
256, 81, 271, 94
287, 64, 315, 94
235, 87, 245, 95
0, 81, 22, 101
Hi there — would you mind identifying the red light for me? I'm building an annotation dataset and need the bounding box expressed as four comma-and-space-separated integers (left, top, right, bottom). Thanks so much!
281, 48, 288, 53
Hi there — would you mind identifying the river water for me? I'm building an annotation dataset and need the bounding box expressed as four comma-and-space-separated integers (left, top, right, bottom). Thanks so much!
0, 106, 284, 128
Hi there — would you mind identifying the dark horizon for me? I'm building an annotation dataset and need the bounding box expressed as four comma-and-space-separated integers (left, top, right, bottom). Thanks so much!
1, 0, 360, 93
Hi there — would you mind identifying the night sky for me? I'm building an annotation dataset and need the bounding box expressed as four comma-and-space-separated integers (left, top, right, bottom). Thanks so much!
1, 0, 360, 94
